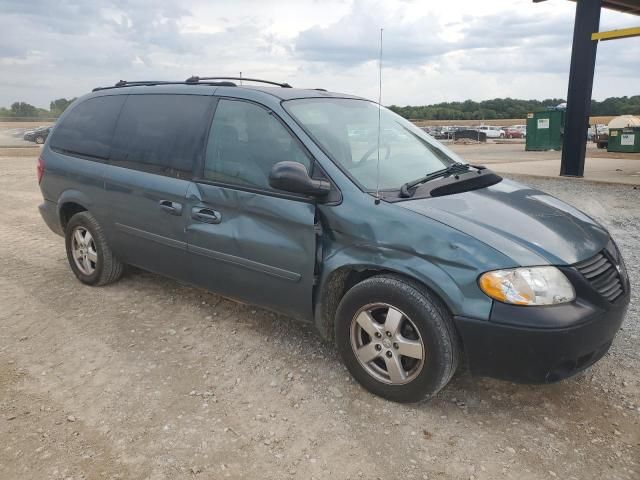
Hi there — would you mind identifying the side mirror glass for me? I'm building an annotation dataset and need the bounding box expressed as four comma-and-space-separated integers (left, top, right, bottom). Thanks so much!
269, 161, 331, 197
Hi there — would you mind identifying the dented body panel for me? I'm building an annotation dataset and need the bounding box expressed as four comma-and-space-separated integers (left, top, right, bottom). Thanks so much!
312, 188, 516, 338
399, 179, 609, 266
184, 181, 317, 320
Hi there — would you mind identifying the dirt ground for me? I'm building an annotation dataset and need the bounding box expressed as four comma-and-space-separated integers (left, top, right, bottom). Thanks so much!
447, 141, 640, 163
0, 155, 638, 480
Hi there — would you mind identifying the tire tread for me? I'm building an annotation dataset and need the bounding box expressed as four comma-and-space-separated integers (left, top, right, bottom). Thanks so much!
66, 211, 124, 286
335, 273, 460, 403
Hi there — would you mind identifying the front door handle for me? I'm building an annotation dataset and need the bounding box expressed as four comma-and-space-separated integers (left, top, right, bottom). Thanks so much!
192, 207, 222, 224
159, 200, 183, 215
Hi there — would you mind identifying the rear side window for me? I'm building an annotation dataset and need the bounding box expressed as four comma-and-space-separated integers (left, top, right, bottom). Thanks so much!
50, 95, 125, 160
110, 94, 213, 179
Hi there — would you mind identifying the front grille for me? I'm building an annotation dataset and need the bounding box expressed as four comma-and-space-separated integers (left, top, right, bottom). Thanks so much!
574, 250, 624, 302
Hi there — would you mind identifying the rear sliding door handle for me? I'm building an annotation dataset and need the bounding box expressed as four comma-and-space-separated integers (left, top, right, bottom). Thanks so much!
158, 200, 183, 215
192, 207, 222, 224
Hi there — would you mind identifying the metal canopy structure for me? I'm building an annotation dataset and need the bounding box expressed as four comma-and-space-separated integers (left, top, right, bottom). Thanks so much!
596, 0, 640, 14
534, 0, 640, 177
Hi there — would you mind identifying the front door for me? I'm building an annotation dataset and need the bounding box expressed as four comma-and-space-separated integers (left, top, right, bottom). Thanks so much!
185, 98, 317, 320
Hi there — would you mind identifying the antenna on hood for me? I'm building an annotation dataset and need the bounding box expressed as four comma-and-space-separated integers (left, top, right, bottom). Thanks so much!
375, 27, 383, 205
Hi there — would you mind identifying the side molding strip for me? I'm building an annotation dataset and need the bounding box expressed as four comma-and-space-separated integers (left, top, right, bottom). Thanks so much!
188, 244, 301, 282
115, 223, 187, 251
115, 223, 301, 282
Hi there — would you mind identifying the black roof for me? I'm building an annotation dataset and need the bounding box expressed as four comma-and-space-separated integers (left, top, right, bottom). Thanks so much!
235, 85, 364, 101
92, 77, 365, 101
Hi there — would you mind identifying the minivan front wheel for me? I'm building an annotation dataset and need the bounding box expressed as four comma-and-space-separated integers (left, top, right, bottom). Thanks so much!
65, 211, 124, 286
335, 275, 459, 403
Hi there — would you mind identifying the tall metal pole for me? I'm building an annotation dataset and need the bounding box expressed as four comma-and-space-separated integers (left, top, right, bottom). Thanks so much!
560, 0, 601, 177
375, 28, 383, 204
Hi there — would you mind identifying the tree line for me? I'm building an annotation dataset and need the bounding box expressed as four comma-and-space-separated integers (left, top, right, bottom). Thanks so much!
388, 95, 640, 120
1, 95, 638, 121
0, 98, 77, 119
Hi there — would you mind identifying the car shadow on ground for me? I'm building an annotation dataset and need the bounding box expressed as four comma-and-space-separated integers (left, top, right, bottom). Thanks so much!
122, 266, 623, 425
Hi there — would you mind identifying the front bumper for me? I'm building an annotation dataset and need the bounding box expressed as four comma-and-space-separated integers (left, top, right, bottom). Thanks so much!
454, 265, 630, 383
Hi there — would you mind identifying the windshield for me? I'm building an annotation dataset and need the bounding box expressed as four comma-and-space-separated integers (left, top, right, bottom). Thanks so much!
284, 98, 464, 191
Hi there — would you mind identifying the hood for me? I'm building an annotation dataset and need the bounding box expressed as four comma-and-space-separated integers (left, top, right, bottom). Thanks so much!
398, 179, 609, 266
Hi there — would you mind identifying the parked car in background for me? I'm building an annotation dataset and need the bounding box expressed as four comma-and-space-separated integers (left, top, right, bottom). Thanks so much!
419, 126, 437, 137
504, 127, 525, 139
588, 124, 608, 141
24, 126, 52, 144
510, 125, 526, 137
595, 132, 609, 149
434, 126, 455, 140
476, 126, 505, 138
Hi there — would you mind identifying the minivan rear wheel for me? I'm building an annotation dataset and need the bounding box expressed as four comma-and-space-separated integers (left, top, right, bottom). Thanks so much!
335, 275, 459, 403
65, 211, 124, 286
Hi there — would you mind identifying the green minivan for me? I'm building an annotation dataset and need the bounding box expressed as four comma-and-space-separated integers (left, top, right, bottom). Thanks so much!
38, 78, 630, 402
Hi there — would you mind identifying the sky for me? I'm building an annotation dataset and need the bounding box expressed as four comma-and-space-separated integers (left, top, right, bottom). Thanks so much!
0, 0, 638, 109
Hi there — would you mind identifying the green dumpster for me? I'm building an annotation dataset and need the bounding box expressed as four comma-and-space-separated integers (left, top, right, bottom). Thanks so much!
525, 110, 565, 151
608, 127, 640, 153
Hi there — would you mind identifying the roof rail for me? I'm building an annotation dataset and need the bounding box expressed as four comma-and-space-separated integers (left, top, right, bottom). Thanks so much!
92, 79, 237, 92
186, 76, 292, 88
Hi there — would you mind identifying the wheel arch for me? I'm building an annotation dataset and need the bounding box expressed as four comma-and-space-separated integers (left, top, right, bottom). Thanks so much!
57, 190, 93, 232
313, 262, 461, 342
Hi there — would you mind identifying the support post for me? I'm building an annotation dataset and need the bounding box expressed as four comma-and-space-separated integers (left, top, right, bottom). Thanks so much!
561, 0, 601, 177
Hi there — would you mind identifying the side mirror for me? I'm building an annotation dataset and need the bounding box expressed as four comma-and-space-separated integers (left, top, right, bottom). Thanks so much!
269, 161, 331, 197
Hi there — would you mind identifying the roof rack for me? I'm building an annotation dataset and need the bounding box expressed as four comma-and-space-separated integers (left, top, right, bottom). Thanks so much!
92, 76, 293, 92
92, 79, 237, 92
186, 76, 292, 88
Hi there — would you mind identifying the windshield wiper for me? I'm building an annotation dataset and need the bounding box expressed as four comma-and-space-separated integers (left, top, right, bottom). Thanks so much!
399, 163, 471, 198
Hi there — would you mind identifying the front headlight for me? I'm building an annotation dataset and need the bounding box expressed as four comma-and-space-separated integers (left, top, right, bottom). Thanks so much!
478, 266, 575, 306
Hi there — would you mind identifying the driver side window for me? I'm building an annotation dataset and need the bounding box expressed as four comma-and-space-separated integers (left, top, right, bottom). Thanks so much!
204, 99, 311, 191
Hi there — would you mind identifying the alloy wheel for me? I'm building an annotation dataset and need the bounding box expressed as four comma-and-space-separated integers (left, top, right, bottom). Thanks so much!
350, 303, 425, 385
71, 226, 97, 275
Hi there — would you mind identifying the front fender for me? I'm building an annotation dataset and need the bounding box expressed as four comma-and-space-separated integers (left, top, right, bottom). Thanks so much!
313, 228, 508, 341
320, 245, 467, 314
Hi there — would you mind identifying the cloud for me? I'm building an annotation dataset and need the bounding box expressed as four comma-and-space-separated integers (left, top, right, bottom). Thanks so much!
0, 0, 279, 105
432, 9, 638, 81
0, 0, 637, 108
294, 0, 452, 66
457, 12, 572, 50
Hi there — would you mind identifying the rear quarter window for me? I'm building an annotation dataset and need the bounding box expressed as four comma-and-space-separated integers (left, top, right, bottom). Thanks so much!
50, 95, 126, 159
109, 94, 213, 179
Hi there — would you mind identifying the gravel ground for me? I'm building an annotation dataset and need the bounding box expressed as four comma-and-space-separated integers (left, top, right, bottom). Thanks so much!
0, 156, 638, 480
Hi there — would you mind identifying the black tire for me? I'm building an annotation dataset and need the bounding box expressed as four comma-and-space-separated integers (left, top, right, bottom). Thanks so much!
65, 211, 124, 286
335, 275, 459, 403
35, 136, 45, 144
